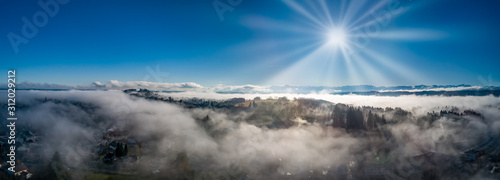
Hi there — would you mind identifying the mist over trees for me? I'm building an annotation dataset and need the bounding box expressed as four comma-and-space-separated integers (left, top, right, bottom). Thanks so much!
0, 90, 498, 179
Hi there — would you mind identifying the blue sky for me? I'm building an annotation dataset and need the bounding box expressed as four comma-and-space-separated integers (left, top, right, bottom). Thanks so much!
1, 0, 499, 87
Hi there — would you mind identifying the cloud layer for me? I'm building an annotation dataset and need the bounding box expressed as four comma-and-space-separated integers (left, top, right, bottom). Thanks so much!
6, 80, 500, 95
2, 90, 500, 179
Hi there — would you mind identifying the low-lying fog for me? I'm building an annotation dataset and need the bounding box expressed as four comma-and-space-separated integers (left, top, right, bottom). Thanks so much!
2, 90, 500, 179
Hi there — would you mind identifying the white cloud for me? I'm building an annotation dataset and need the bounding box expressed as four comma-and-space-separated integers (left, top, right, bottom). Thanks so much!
92, 80, 204, 91
4, 90, 500, 179
378, 86, 483, 92
211, 84, 273, 93
161, 92, 500, 116
7, 81, 497, 97
14, 81, 77, 89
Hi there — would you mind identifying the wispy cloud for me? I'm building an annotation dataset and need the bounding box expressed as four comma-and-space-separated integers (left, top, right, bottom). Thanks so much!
5, 80, 499, 96
91, 80, 203, 91
378, 86, 483, 92
211, 84, 273, 94
4, 89, 500, 179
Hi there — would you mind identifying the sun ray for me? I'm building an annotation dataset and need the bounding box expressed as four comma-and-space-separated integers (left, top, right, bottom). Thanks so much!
341, 0, 368, 29
267, 44, 343, 86
338, 0, 348, 27
372, 29, 447, 41
305, 0, 329, 28
283, 0, 329, 30
241, 15, 321, 35
350, 52, 394, 86
361, 47, 428, 84
348, 7, 407, 33
345, 0, 391, 30
339, 45, 362, 85
318, 0, 334, 27
263, 0, 433, 86
255, 41, 326, 69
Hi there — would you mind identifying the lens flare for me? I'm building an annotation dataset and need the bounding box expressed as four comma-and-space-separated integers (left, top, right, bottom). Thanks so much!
327, 28, 347, 46
264, 0, 438, 86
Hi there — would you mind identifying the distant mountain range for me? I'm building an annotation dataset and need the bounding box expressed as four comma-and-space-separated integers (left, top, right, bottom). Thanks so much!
2, 82, 500, 96
263, 85, 500, 96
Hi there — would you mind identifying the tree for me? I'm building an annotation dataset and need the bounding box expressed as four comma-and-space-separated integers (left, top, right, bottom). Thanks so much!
380, 115, 387, 125
202, 115, 210, 122
277, 97, 289, 103
47, 151, 72, 180
124, 144, 128, 156
346, 107, 364, 131
115, 143, 124, 157
332, 105, 345, 128
52, 151, 62, 163
367, 111, 375, 130
170, 151, 194, 179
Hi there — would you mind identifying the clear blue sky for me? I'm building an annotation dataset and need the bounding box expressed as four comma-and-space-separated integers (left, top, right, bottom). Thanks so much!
1, 0, 499, 86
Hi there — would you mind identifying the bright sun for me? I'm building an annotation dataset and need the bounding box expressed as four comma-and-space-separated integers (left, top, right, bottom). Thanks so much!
327, 29, 347, 46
